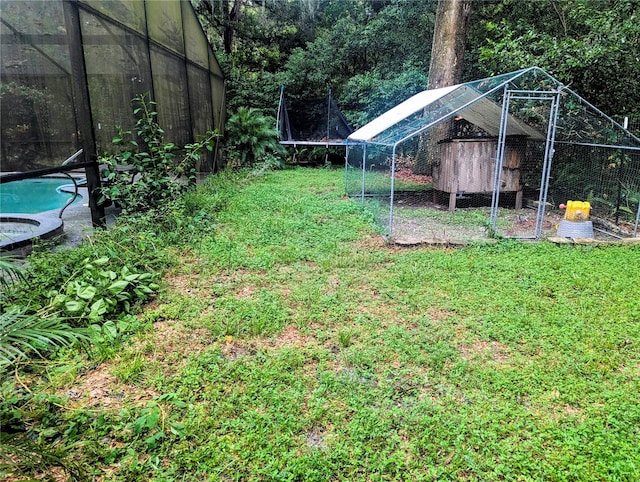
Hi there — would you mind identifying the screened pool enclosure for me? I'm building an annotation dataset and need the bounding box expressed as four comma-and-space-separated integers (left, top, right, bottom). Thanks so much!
1, 0, 225, 226
346, 68, 640, 243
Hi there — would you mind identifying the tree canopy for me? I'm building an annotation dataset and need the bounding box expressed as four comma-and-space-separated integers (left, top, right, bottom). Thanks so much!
194, 0, 640, 128
470, 0, 640, 118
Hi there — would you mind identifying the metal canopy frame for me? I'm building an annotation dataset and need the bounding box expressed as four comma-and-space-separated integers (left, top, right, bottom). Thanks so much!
490, 88, 562, 239
277, 87, 357, 165
345, 67, 640, 239
347, 68, 640, 150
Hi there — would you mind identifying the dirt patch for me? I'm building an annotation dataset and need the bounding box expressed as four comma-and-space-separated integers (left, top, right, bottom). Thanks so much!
394, 169, 433, 186
235, 284, 257, 299
305, 426, 328, 450
142, 320, 213, 365
64, 363, 158, 410
459, 339, 512, 364
427, 307, 457, 323
352, 234, 389, 250
391, 207, 569, 244
562, 404, 583, 417
163, 271, 211, 298
392, 207, 491, 245
62, 320, 214, 410
373, 190, 623, 244
502, 211, 563, 237
165, 262, 268, 300
221, 338, 255, 360
1, 466, 69, 482
221, 325, 317, 360
267, 325, 315, 349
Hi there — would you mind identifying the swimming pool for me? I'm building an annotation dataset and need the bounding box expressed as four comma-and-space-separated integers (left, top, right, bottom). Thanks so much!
0, 177, 82, 214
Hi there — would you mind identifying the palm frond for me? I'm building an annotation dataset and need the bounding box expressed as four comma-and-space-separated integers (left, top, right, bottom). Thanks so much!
0, 256, 25, 292
0, 307, 87, 367
0, 434, 89, 481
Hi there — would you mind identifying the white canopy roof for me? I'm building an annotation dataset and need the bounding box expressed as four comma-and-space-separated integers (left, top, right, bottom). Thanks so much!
349, 85, 458, 142
348, 82, 545, 145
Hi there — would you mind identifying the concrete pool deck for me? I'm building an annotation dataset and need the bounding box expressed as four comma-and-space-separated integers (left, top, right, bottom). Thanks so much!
1, 186, 117, 257
2, 172, 211, 256
0, 214, 64, 251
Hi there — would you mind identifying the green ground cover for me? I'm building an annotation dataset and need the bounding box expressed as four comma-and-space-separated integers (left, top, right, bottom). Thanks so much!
346, 168, 432, 196
2, 167, 640, 481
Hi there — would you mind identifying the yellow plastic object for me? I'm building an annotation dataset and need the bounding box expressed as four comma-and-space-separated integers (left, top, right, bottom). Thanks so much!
564, 200, 591, 221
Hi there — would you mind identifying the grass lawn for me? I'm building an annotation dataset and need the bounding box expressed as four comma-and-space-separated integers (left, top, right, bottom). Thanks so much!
8, 167, 640, 480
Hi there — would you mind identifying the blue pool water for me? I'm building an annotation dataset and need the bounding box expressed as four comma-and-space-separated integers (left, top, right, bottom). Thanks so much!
0, 178, 82, 214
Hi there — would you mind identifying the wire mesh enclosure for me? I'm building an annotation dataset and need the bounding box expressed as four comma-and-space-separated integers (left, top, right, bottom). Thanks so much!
1, 0, 225, 174
345, 68, 640, 243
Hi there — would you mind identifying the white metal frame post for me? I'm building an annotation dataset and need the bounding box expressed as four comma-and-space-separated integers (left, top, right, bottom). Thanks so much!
491, 88, 562, 239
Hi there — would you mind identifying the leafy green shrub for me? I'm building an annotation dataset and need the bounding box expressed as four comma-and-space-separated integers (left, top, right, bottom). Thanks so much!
225, 107, 286, 167
0, 256, 24, 294
99, 93, 219, 213
47, 257, 159, 326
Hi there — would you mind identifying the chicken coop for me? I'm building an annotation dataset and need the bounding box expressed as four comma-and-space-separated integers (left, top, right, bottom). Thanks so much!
345, 68, 640, 243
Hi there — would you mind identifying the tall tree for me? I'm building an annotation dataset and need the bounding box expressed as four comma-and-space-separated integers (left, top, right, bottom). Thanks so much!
194, 0, 243, 54
222, 0, 242, 54
416, 0, 473, 174
427, 0, 472, 90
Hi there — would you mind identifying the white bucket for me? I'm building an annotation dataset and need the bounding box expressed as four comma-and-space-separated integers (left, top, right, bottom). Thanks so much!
556, 220, 594, 239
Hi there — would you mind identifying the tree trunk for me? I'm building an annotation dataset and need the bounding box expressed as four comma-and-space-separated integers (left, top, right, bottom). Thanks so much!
427, 0, 472, 90
193, 1, 242, 54
415, 0, 472, 174
223, 0, 242, 54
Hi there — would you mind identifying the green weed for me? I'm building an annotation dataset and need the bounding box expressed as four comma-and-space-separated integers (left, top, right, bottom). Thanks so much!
337, 330, 353, 348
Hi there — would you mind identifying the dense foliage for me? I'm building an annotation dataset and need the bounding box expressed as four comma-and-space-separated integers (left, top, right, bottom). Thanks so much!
225, 107, 286, 167
470, 0, 640, 118
195, 0, 640, 129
